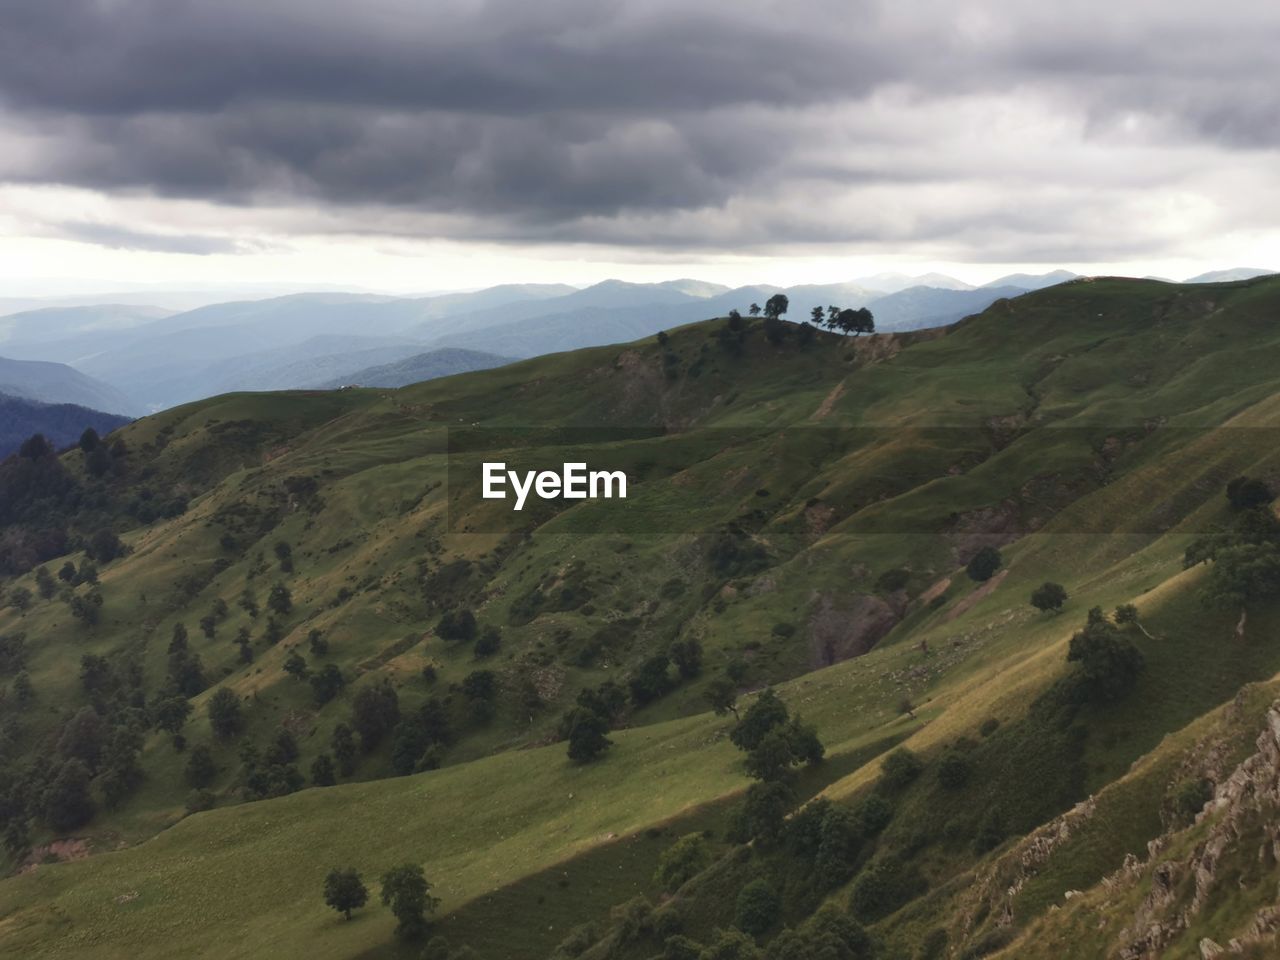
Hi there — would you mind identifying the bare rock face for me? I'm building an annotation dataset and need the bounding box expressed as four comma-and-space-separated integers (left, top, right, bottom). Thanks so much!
958, 794, 1099, 940
807, 592, 901, 666
1115, 701, 1280, 957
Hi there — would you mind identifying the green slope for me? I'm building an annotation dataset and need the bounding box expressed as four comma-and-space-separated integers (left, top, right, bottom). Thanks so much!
2, 275, 1280, 958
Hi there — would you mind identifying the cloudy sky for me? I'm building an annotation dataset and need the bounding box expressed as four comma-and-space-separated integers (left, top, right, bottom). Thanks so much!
0, 0, 1277, 293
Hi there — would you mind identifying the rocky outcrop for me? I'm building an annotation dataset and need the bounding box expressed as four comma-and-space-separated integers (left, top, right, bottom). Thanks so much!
1114, 701, 1280, 958
807, 592, 902, 666
960, 794, 1099, 938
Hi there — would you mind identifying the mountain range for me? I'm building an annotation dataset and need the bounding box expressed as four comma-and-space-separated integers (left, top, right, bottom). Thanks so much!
0, 268, 1274, 414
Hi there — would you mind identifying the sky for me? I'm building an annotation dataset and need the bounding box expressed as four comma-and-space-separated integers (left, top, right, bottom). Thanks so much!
0, 0, 1278, 295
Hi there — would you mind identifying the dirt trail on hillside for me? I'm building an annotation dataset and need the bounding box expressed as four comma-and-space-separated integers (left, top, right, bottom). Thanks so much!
811, 380, 846, 420
945, 569, 1009, 622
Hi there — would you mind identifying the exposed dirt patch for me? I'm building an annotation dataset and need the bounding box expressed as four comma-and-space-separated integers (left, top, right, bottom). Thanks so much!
918, 576, 952, 606
947, 500, 1024, 563
20, 838, 90, 874
804, 501, 838, 538
609, 350, 665, 423
811, 380, 846, 421
944, 569, 1009, 622
985, 412, 1028, 450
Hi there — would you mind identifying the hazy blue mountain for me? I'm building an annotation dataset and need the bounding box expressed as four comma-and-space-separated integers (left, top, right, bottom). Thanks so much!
651, 279, 731, 298
405, 280, 716, 341
0, 392, 132, 458
0, 304, 173, 349
395, 283, 576, 319
864, 284, 1029, 330
852, 272, 973, 293
980, 269, 1078, 290
1184, 267, 1276, 283
317, 348, 513, 388
0, 356, 137, 415
192, 337, 435, 396
424, 305, 694, 357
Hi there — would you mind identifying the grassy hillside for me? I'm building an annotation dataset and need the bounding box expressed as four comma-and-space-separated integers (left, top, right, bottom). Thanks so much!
1, 275, 1279, 958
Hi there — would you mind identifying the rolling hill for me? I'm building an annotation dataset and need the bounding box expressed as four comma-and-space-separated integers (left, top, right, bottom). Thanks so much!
316, 348, 513, 389
1, 276, 1279, 959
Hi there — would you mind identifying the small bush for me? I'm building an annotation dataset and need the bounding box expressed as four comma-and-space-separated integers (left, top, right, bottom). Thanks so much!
881, 748, 924, 790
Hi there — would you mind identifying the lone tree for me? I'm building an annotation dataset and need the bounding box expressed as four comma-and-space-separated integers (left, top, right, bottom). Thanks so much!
1226, 476, 1274, 511
764, 293, 789, 320
283, 650, 309, 681
966, 546, 1003, 582
730, 688, 824, 782
704, 675, 740, 720
810, 306, 825, 324
1114, 603, 1154, 639
267, 583, 293, 616
380, 863, 439, 940
1030, 581, 1068, 614
323, 868, 369, 920
559, 705, 612, 763
748, 303, 761, 317
1066, 608, 1145, 702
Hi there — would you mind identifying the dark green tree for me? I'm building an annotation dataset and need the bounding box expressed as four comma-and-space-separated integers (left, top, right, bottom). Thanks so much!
44, 759, 96, 831
735, 879, 780, 937
380, 863, 439, 940
729, 689, 790, 752
283, 650, 309, 681
352, 681, 400, 750
560, 706, 612, 763
461, 670, 498, 723
1066, 612, 1145, 702
653, 833, 710, 893
34, 566, 56, 600
331, 723, 357, 776
267, 583, 293, 616
1030, 581, 1068, 614
473, 626, 501, 658
323, 867, 368, 920
207, 688, 244, 740
704, 675, 740, 719
310, 753, 337, 787
1226, 476, 1274, 511
628, 654, 674, 705
185, 744, 217, 788
880, 747, 923, 789
310, 663, 346, 705
668, 638, 703, 679
965, 546, 1003, 582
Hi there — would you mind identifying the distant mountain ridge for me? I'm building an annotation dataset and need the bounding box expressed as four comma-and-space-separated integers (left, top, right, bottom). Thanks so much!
0, 392, 132, 457
0, 355, 136, 415
2, 267, 1272, 412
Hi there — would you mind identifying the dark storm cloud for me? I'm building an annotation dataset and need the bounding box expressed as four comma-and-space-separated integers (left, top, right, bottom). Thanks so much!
51, 222, 247, 255
0, 0, 1277, 253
